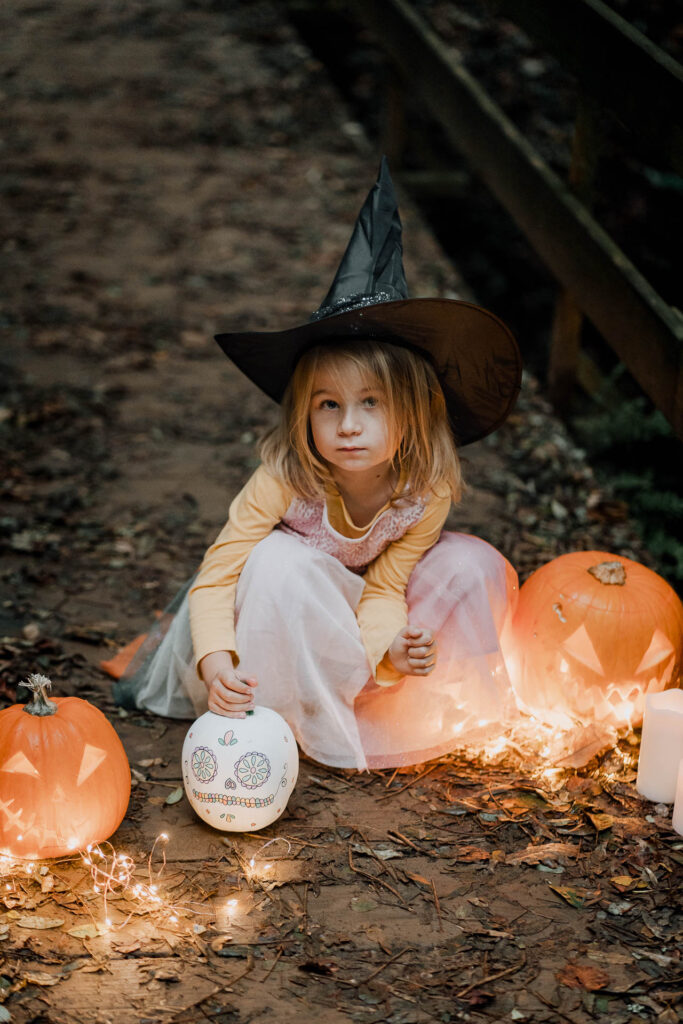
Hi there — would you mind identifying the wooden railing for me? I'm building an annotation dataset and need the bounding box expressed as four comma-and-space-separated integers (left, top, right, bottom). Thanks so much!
346, 0, 683, 438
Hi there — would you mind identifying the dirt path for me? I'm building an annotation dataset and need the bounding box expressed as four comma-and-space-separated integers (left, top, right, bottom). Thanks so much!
1, 3, 677, 1023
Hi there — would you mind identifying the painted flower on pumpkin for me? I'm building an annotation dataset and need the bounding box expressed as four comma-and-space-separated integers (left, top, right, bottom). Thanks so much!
191, 746, 218, 783
234, 751, 271, 789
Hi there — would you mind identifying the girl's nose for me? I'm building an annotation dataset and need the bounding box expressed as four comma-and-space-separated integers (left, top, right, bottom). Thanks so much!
339, 407, 361, 434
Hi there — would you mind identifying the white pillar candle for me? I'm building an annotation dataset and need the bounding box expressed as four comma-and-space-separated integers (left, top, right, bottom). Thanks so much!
636, 690, 683, 803
672, 760, 683, 836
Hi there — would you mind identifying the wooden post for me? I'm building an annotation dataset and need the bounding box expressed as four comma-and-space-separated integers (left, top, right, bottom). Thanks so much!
548, 91, 606, 413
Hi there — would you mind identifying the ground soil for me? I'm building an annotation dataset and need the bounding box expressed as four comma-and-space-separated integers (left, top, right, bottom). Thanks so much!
1, 3, 681, 1023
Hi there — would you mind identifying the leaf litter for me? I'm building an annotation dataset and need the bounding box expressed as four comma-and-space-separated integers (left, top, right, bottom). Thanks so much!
0, 0, 679, 1021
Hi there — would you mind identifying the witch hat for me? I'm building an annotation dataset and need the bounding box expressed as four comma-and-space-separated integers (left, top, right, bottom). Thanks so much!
215, 158, 521, 446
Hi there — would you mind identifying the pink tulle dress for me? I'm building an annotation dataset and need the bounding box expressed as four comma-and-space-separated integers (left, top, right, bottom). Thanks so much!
118, 494, 519, 770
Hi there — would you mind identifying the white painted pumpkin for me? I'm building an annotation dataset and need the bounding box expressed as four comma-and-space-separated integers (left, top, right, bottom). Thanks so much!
181, 707, 298, 832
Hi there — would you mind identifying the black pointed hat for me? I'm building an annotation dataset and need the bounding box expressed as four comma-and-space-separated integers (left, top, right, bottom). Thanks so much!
215, 158, 521, 446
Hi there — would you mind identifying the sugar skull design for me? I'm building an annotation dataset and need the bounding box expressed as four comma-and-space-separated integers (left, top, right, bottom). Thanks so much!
234, 751, 271, 789
191, 746, 218, 784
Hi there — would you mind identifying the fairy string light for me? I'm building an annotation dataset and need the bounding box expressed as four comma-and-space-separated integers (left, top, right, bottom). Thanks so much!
247, 836, 292, 877
80, 833, 215, 930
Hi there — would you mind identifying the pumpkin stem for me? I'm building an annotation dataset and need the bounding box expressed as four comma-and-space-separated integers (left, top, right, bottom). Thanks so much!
22, 673, 58, 717
587, 561, 627, 586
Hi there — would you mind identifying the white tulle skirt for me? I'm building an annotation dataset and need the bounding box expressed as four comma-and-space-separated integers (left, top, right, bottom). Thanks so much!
118, 530, 519, 770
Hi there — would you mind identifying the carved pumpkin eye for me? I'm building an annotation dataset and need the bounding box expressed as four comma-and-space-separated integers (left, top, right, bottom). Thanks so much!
77, 744, 108, 786
562, 623, 604, 676
635, 630, 675, 675
1, 751, 41, 777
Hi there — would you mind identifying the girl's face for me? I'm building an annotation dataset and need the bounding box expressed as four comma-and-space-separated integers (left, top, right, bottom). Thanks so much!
308, 361, 395, 477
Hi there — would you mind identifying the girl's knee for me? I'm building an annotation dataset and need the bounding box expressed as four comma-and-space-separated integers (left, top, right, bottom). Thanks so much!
243, 530, 312, 579
416, 532, 516, 601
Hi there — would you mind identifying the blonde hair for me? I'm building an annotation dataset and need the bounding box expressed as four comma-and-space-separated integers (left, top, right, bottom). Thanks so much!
260, 339, 463, 503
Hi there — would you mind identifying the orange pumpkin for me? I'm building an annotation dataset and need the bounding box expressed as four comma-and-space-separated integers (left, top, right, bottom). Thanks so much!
508, 552, 683, 731
0, 675, 131, 859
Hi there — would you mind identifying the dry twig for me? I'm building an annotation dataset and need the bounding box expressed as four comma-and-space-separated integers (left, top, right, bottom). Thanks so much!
457, 954, 526, 998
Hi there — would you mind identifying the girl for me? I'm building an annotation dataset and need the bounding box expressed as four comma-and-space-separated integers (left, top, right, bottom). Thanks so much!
114, 159, 522, 770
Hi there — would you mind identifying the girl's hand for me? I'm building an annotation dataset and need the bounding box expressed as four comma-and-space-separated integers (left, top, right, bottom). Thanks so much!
388, 626, 437, 677
198, 650, 258, 718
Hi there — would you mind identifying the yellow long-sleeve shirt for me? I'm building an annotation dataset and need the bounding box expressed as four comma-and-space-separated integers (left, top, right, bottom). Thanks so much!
188, 465, 451, 685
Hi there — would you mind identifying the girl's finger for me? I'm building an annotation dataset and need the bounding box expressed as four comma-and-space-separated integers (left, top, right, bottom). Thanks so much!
408, 652, 436, 667
408, 644, 436, 659
211, 690, 255, 710
216, 675, 255, 696
209, 706, 249, 719
408, 639, 437, 654
211, 685, 254, 708
207, 692, 254, 717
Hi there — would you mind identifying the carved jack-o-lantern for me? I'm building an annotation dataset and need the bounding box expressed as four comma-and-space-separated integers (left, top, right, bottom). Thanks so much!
509, 552, 683, 730
0, 675, 131, 859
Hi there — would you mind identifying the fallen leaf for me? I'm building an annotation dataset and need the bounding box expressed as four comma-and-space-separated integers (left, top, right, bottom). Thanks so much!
0, 1007, 10, 1022
67, 923, 104, 939
655, 1008, 678, 1023
548, 884, 600, 908
607, 900, 632, 916
610, 875, 635, 890
112, 940, 141, 954
165, 787, 184, 805
455, 846, 490, 862
16, 915, 64, 930
138, 758, 164, 768
153, 968, 180, 982
587, 812, 614, 832
557, 963, 610, 990
352, 843, 402, 860
24, 971, 63, 987
506, 842, 577, 866
350, 897, 378, 912
587, 949, 632, 965
404, 872, 431, 887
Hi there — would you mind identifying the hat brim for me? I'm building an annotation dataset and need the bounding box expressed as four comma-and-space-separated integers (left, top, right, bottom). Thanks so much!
215, 298, 522, 446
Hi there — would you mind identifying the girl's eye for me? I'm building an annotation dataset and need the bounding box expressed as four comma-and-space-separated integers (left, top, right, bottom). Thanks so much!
319, 399, 338, 410
363, 396, 379, 407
